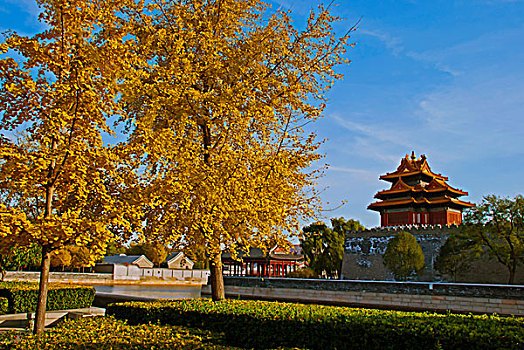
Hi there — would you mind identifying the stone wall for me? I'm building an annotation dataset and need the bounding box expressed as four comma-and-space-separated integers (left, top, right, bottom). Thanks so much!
5, 271, 113, 284
341, 226, 524, 284
214, 277, 524, 316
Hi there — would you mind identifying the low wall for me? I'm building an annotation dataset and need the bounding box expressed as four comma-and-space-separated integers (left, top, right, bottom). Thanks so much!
5, 271, 113, 284
210, 277, 524, 316
5, 270, 210, 285
94, 264, 210, 283
139, 268, 210, 282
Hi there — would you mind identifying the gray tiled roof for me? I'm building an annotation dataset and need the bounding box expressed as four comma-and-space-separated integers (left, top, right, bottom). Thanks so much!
222, 247, 266, 259
166, 252, 182, 262
104, 255, 143, 265
269, 252, 304, 261
222, 247, 303, 261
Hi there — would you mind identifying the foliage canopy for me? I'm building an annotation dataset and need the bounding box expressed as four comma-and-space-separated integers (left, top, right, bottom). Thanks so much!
301, 217, 361, 278
0, 0, 353, 308
0, 0, 136, 332
460, 194, 524, 284
119, 0, 353, 298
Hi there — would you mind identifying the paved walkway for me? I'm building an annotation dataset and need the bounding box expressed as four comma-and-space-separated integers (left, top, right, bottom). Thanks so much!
0, 307, 105, 331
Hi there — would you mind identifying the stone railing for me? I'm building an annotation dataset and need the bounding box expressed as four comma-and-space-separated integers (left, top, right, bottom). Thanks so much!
213, 277, 524, 316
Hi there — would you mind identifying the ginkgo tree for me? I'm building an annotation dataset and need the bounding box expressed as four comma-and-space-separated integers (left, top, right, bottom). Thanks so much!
120, 0, 354, 300
0, 0, 136, 333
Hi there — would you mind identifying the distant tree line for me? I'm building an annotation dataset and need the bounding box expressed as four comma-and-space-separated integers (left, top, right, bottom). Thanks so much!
0, 239, 210, 275
0, 243, 41, 280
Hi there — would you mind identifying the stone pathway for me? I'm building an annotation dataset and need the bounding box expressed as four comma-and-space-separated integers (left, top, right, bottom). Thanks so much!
0, 307, 105, 331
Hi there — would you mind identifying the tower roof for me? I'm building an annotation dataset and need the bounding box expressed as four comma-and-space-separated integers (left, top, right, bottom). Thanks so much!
367, 196, 475, 211
368, 152, 474, 214
374, 178, 468, 199
379, 151, 448, 182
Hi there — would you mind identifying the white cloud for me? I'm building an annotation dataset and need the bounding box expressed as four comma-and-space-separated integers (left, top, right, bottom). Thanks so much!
330, 24, 524, 164
416, 73, 524, 157
269, 0, 319, 15
328, 113, 416, 162
405, 51, 462, 77
330, 114, 409, 147
329, 67, 524, 166
328, 166, 377, 181
2, 0, 43, 32
358, 28, 404, 56
5, 0, 41, 17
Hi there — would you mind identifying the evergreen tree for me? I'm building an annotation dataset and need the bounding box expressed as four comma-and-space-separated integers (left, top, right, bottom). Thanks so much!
0, 241, 41, 272
383, 231, 425, 281
434, 233, 475, 282
331, 217, 366, 239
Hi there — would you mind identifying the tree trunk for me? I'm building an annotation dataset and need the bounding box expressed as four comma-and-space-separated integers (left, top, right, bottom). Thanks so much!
34, 137, 57, 334
508, 265, 516, 285
34, 246, 51, 334
198, 121, 224, 300
209, 254, 225, 301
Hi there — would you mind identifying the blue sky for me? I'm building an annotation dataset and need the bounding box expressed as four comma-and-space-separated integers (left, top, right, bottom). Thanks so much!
2, 0, 523, 228
275, 0, 524, 227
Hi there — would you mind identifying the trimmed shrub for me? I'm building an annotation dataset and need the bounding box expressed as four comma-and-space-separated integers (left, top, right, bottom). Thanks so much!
108, 299, 524, 350
0, 297, 7, 315
0, 282, 95, 313
0, 316, 234, 349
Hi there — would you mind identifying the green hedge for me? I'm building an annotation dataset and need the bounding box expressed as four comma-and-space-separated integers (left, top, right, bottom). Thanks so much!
0, 282, 95, 313
0, 297, 7, 315
107, 299, 524, 350
0, 316, 236, 350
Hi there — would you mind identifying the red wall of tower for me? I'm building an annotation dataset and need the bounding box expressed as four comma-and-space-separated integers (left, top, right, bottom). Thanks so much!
381, 210, 461, 226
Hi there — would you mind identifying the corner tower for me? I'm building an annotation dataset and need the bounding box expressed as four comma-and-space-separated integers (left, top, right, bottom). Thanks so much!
368, 152, 474, 227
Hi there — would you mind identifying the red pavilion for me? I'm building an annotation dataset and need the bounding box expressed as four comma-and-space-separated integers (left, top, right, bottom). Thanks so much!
368, 152, 474, 226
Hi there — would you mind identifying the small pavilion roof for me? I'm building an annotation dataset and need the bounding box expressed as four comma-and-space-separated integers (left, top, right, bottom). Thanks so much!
165, 251, 192, 264
222, 247, 266, 260
268, 251, 305, 261
222, 246, 303, 262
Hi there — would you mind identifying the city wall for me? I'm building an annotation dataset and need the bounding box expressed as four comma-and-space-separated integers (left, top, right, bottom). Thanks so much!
341, 225, 524, 284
